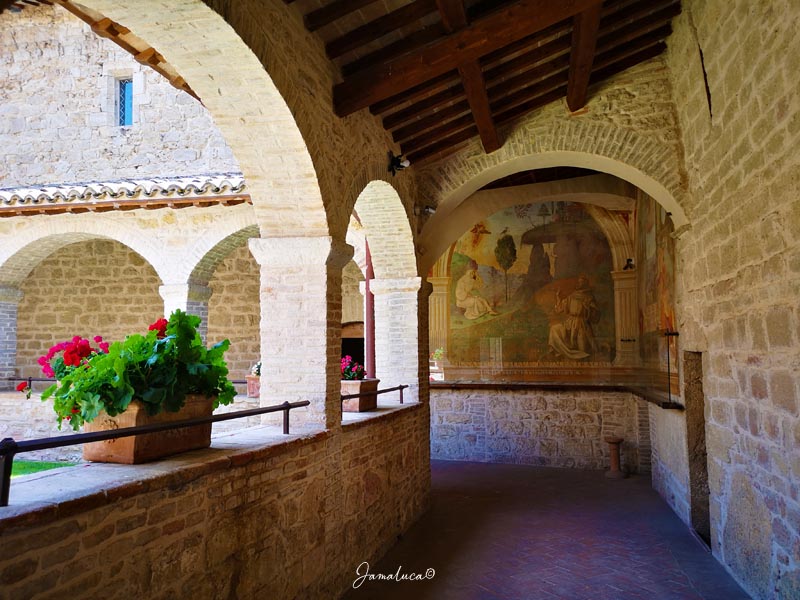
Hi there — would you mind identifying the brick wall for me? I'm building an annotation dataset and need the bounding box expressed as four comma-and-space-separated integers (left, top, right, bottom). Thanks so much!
431, 387, 642, 472
664, 2, 800, 597
0, 5, 238, 188
207, 243, 260, 383
0, 406, 429, 599
16, 240, 163, 381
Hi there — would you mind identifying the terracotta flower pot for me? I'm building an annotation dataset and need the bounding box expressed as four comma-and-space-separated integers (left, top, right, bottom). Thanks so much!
245, 374, 260, 398
341, 378, 380, 412
82, 394, 215, 464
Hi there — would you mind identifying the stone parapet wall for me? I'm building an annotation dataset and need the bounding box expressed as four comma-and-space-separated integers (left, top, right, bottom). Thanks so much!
431, 387, 643, 472
0, 405, 428, 599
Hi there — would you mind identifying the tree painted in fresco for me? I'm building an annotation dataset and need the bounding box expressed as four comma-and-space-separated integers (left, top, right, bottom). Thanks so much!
494, 234, 517, 303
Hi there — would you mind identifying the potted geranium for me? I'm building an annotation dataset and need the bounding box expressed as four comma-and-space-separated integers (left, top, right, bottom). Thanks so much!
245, 361, 261, 398
340, 355, 379, 412
40, 310, 236, 464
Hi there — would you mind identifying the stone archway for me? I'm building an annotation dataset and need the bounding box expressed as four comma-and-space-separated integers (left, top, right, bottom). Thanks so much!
351, 180, 420, 403
418, 124, 689, 272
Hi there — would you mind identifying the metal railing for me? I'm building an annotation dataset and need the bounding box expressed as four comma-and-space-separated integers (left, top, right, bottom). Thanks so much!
0, 399, 310, 507
340, 384, 409, 404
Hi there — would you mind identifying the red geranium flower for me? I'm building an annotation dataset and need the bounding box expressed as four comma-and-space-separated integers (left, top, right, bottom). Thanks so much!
148, 318, 168, 339
16, 381, 27, 392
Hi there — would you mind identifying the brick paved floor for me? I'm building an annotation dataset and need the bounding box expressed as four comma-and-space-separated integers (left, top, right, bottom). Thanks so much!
345, 460, 751, 600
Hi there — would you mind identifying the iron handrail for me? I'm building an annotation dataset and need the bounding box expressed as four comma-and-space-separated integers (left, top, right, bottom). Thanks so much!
0, 399, 310, 507
340, 384, 409, 404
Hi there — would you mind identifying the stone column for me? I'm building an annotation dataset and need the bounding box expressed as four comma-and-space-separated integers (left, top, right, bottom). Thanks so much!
427, 276, 450, 359
158, 282, 213, 341
611, 270, 639, 367
249, 236, 353, 429
0, 286, 23, 390
371, 276, 422, 404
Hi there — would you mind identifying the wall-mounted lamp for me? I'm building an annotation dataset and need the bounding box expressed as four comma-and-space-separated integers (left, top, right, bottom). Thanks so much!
414, 205, 436, 216
388, 151, 410, 176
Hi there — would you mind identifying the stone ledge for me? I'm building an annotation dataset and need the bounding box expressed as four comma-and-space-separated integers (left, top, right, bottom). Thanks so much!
0, 424, 329, 535
341, 401, 424, 431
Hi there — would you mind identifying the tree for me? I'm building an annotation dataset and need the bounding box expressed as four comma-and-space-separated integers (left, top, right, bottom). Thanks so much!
494, 234, 517, 303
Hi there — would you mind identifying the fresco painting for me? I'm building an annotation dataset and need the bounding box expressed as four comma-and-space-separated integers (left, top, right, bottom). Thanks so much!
448, 202, 615, 372
636, 195, 677, 371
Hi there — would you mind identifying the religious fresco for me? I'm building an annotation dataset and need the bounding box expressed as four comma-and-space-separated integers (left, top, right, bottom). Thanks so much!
447, 201, 615, 376
636, 194, 677, 371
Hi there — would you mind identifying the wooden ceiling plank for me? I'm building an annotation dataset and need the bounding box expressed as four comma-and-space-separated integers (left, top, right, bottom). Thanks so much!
406, 126, 478, 163
484, 36, 571, 83
401, 113, 476, 151
334, 0, 604, 116
494, 85, 568, 125
566, 4, 603, 111
597, 3, 680, 53
458, 61, 501, 152
370, 71, 464, 123
326, 0, 439, 59
480, 19, 572, 68
392, 99, 470, 142
305, 0, 380, 32
487, 54, 570, 100
373, 72, 461, 119
435, 0, 467, 30
343, 25, 445, 77
491, 71, 568, 113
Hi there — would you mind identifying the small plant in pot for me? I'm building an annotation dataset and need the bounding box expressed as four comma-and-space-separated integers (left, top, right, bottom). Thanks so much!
40, 310, 236, 463
246, 361, 261, 398
340, 355, 379, 412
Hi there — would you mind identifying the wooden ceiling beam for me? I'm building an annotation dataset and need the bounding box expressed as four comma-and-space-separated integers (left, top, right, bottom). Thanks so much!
392, 100, 470, 142
459, 61, 501, 152
566, 4, 603, 111
405, 125, 478, 163
436, 0, 500, 153
326, 0, 438, 59
334, 0, 603, 116
342, 25, 445, 77
305, 0, 380, 32
401, 113, 480, 153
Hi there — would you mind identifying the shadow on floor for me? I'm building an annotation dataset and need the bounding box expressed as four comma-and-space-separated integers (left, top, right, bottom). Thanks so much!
344, 460, 750, 600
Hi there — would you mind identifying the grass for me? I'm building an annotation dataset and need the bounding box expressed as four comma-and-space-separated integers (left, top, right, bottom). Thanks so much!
11, 460, 75, 478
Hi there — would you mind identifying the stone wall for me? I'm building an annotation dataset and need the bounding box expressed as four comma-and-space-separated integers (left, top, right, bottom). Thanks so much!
0, 5, 238, 188
431, 387, 643, 472
0, 406, 429, 600
664, 2, 800, 598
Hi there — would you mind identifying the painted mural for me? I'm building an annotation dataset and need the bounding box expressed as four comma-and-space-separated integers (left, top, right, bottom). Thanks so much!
447, 201, 615, 376
636, 194, 677, 372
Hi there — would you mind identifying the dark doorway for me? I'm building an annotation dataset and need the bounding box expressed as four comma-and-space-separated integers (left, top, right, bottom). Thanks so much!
342, 322, 365, 366
684, 351, 711, 546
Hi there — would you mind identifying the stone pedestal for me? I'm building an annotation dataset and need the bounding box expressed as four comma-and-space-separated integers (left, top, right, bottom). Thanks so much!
605, 436, 627, 479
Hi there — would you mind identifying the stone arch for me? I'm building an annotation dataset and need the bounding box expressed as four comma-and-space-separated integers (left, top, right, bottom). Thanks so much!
0, 217, 166, 286
76, 0, 326, 237
418, 122, 688, 268
183, 221, 261, 286
353, 180, 417, 280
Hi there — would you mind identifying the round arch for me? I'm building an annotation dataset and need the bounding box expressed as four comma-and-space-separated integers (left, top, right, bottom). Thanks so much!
418, 123, 689, 266
352, 180, 417, 280
76, 0, 326, 237
0, 218, 167, 286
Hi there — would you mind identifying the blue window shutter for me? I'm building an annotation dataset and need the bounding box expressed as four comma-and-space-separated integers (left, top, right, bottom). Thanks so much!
118, 79, 133, 126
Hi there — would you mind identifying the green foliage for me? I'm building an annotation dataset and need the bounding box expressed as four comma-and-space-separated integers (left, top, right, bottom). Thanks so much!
494, 234, 517, 272
42, 310, 236, 431
11, 461, 75, 478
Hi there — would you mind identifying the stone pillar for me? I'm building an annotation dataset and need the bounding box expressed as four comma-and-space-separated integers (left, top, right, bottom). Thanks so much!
249, 236, 353, 429
427, 276, 450, 359
0, 286, 23, 390
611, 270, 639, 366
371, 276, 422, 404
158, 282, 213, 341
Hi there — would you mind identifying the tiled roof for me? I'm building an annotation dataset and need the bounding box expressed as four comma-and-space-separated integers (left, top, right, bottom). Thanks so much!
0, 173, 249, 216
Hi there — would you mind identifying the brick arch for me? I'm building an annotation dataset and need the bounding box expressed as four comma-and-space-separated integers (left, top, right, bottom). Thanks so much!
0, 218, 167, 286
76, 0, 326, 237
179, 215, 260, 286
418, 122, 688, 263
352, 180, 417, 280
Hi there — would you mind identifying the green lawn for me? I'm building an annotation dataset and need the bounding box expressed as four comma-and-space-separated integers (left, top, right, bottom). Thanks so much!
10, 460, 75, 478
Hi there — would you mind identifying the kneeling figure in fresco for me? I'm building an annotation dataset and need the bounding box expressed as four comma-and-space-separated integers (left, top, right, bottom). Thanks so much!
548, 274, 598, 360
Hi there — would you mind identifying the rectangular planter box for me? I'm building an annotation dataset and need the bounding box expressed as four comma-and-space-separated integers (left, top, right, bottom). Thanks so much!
82, 394, 215, 464
341, 378, 380, 412
245, 375, 260, 398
